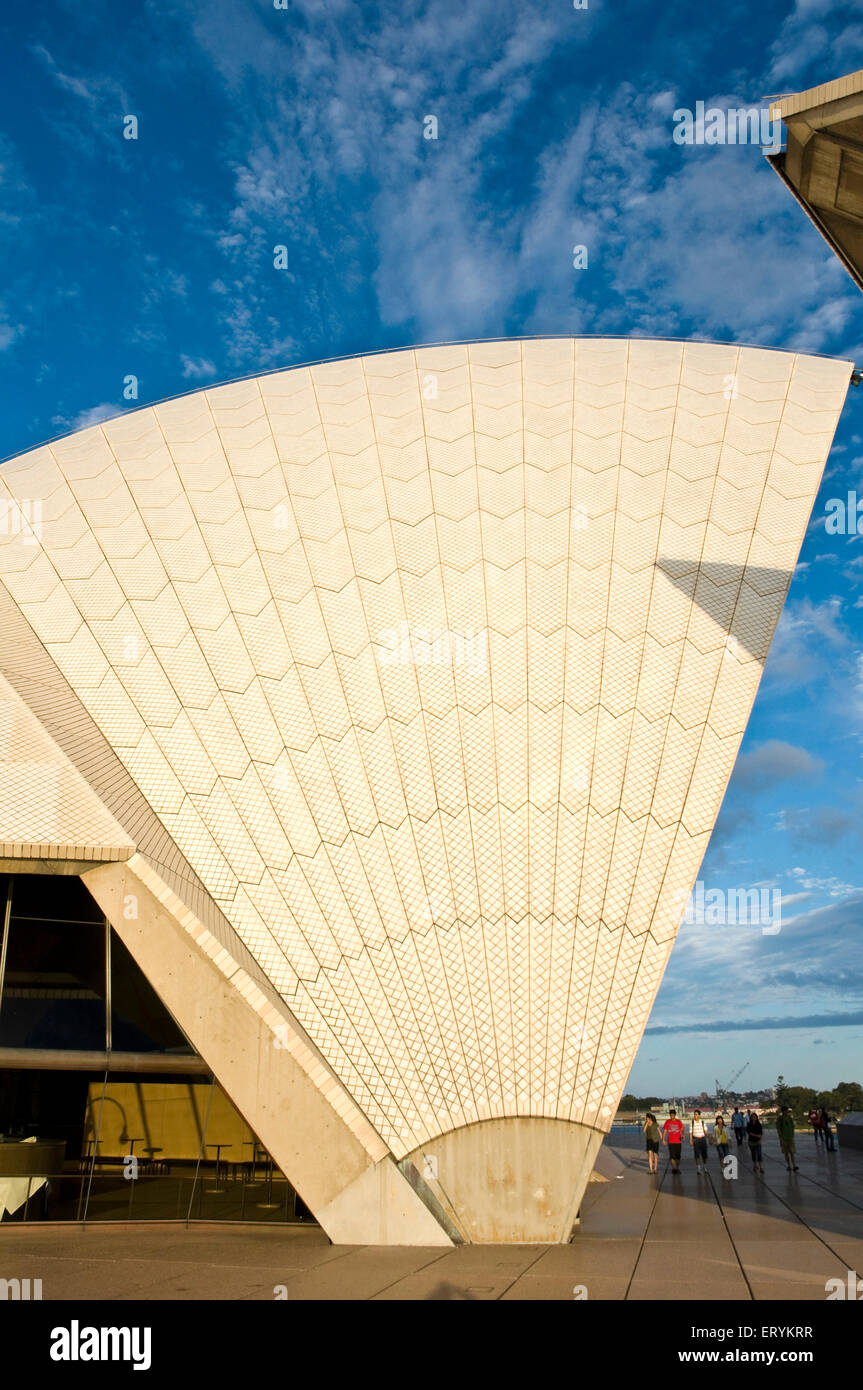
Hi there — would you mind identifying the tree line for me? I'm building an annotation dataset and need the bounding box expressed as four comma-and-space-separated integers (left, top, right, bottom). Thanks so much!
774, 1077, 863, 1118
619, 1081, 863, 1118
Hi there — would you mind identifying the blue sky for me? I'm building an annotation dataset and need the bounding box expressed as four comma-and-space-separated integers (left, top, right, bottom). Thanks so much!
2, 0, 863, 1096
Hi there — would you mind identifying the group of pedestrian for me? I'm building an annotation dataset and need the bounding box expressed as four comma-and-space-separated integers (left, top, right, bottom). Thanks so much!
642, 1104, 804, 1174
806, 1107, 836, 1151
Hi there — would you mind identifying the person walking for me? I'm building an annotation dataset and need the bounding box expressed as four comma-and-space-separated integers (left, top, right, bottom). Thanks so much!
747, 1109, 764, 1172
731, 1107, 747, 1148
777, 1105, 799, 1171
821, 1109, 836, 1153
808, 1107, 821, 1143
662, 1109, 684, 1174
643, 1112, 661, 1174
713, 1113, 730, 1167
690, 1109, 709, 1174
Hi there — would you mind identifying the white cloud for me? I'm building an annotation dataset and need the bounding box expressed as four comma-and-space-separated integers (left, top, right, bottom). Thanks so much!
733, 740, 824, 791
766, 0, 862, 85
180, 355, 218, 381
31, 43, 128, 109
70, 402, 121, 429
29, 44, 131, 162
595, 139, 856, 346
159, 2, 863, 362
765, 595, 847, 686
0, 316, 21, 351
184, 0, 594, 350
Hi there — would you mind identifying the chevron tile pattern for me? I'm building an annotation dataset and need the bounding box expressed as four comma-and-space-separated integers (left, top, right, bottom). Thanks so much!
0, 339, 850, 1155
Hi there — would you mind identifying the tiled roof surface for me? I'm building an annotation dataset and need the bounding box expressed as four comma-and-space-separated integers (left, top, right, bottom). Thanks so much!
0, 339, 850, 1154
0, 670, 134, 861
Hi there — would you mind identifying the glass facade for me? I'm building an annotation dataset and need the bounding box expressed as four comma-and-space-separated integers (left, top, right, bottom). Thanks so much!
0, 872, 311, 1227
108, 933, 190, 1055
0, 874, 107, 1051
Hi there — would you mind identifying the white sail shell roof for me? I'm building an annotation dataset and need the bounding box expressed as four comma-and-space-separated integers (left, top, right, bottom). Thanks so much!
0, 338, 850, 1155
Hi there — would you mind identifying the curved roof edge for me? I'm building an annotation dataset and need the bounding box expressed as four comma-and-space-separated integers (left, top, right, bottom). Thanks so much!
2, 333, 855, 468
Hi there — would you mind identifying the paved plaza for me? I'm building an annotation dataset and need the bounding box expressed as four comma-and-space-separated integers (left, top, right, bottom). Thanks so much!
1, 1130, 861, 1300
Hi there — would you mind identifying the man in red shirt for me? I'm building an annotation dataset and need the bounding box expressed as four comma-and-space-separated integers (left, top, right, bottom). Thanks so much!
662, 1109, 685, 1174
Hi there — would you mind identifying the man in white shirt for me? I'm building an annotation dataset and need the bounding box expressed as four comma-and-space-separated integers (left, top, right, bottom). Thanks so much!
690, 1109, 709, 1174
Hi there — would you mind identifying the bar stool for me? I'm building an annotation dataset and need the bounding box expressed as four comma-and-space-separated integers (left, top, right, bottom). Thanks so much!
242, 1140, 263, 1186
205, 1143, 232, 1193
255, 1148, 280, 1209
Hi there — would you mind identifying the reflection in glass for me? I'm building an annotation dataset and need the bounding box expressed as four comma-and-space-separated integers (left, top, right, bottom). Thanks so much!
109, 934, 192, 1054
0, 874, 106, 1051
0, 918, 106, 1051
0, 873, 313, 1227
79, 1077, 309, 1223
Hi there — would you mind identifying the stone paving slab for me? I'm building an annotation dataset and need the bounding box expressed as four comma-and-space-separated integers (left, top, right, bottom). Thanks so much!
371, 1245, 546, 1301
734, 1241, 849, 1300
529, 1237, 643, 1277
280, 1246, 450, 1301
629, 1245, 749, 1299
500, 1272, 627, 1300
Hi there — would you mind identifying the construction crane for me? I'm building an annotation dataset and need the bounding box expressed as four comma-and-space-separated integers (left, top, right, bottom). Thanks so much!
715, 1063, 749, 1102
